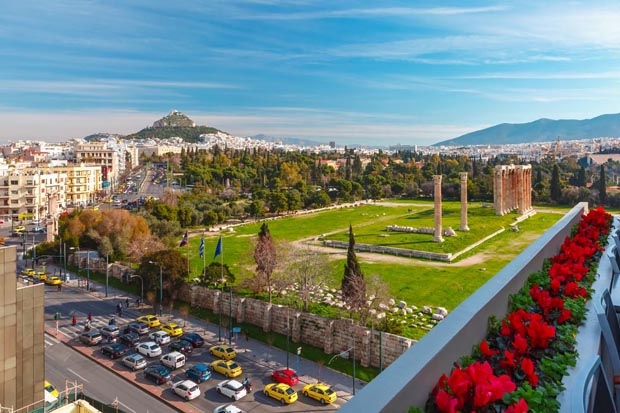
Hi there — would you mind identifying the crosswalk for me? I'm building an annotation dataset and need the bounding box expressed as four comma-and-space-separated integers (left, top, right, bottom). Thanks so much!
52, 308, 141, 341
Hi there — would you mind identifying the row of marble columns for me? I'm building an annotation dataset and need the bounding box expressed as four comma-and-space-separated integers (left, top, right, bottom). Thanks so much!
493, 165, 532, 216
433, 173, 469, 243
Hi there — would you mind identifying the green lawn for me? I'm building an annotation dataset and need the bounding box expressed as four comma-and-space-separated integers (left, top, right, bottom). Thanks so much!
183, 202, 563, 318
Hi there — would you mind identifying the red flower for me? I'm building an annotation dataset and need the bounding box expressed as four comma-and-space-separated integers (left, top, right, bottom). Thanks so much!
480, 340, 499, 358
527, 314, 556, 349
499, 349, 516, 372
435, 390, 458, 413
506, 398, 529, 413
521, 357, 538, 387
513, 334, 528, 355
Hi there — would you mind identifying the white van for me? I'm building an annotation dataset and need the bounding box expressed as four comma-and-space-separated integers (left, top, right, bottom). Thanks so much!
160, 351, 186, 370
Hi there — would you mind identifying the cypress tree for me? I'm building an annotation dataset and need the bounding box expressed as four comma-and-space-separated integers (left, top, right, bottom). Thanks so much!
341, 225, 366, 317
577, 166, 587, 187
599, 165, 607, 206
550, 164, 561, 202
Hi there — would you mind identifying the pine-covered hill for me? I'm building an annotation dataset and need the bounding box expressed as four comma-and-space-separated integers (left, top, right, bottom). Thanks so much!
122, 125, 221, 143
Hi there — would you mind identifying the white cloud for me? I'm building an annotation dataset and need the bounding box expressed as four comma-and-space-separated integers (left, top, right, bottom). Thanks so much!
0, 108, 480, 146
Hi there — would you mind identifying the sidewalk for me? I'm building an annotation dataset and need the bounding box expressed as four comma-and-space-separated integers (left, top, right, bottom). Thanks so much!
50, 264, 361, 400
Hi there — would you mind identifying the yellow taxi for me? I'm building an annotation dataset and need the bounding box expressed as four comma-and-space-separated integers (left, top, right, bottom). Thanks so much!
209, 344, 236, 360
302, 383, 337, 405
44, 380, 59, 398
37, 273, 48, 281
264, 383, 298, 404
45, 276, 62, 286
210, 359, 242, 378
136, 315, 160, 328
160, 322, 183, 337
21, 268, 36, 276
14, 225, 26, 233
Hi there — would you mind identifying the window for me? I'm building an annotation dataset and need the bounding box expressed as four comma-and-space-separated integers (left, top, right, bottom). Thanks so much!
10, 180, 18, 185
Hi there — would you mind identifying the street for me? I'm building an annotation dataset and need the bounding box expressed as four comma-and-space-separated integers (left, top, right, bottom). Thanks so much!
43, 279, 351, 413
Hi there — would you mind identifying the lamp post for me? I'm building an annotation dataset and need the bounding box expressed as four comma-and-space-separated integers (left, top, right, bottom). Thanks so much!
149, 261, 163, 316
70, 246, 80, 287
228, 285, 233, 345
105, 253, 109, 297
130, 275, 143, 309
328, 339, 357, 396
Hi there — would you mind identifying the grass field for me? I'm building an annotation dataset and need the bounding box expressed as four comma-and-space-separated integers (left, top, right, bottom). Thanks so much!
184, 202, 564, 320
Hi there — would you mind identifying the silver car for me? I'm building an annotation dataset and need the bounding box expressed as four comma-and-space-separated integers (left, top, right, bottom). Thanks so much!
122, 354, 147, 371
79, 329, 102, 346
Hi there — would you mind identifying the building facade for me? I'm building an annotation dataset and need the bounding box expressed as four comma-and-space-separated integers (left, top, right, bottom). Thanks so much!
0, 246, 44, 410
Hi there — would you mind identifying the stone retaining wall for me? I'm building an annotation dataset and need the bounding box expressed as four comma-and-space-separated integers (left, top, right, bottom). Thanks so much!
322, 240, 453, 261
177, 283, 415, 369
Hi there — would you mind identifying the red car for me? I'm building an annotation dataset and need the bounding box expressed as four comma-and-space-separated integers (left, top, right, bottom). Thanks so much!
272, 369, 299, 387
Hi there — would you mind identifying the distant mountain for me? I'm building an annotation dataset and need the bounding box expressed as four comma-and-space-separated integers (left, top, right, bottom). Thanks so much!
122, 110, 222, 143
434, 113, 620, 147
250, 134, 324, 147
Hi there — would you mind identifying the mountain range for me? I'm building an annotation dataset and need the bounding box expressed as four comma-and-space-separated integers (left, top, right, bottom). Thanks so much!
434, 113, 620, 147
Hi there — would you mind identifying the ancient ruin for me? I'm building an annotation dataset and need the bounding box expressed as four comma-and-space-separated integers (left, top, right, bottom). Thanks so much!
493, 165, 532, 216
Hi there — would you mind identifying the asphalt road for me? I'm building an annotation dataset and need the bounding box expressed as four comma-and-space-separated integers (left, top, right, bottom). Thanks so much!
43, 284, 347, 413
45, 336, 178, 413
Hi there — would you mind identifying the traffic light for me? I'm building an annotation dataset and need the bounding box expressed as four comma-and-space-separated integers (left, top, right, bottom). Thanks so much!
54, 312, 61, 320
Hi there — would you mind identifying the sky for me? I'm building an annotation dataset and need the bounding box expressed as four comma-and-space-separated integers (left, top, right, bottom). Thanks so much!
1, 1, 620, 147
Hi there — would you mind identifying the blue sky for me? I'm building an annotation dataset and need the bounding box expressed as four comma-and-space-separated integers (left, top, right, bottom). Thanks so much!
1, 1, 620, 146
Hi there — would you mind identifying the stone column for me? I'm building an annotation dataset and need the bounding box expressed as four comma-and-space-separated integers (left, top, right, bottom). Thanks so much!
517, 166, 524, 214
433, 175, 444, 242
459, 172, 469, 231
494, 166, 504, 215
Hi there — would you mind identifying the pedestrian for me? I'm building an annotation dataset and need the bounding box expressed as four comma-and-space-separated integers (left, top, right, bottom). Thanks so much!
57, 284, 61, 292
72, 315, 77, 326
126, 298, 129, 308
87, 312, 92, 322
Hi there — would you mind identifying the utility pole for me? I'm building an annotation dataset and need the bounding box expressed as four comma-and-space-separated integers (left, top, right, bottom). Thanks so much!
105, 253, 109, 297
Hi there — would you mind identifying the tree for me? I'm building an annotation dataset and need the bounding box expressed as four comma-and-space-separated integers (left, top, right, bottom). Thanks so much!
138, 249, 186, 305
200, 262, 235, 287
341, 225, 366, 318
279, 245, 330, 312
253, 223, 277, 303
577, 166, 587, 187
599, 164, 607, 205
550, 164, 561, 202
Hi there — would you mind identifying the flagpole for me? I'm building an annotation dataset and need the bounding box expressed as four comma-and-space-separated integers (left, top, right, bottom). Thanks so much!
202, 231, 206, 277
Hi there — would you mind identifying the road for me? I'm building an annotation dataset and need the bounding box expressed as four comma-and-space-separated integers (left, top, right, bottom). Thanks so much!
45, 336, 177, 413
43, 282, 349, 413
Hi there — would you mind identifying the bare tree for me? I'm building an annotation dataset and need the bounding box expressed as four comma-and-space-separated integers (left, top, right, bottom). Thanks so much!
358, 274, 390, 326
278, 244, 330, 312
253, 223, 277, 303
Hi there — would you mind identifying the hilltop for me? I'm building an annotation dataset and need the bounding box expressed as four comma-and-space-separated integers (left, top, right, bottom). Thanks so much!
122, 110, 222, 143
435, 113, 620, 146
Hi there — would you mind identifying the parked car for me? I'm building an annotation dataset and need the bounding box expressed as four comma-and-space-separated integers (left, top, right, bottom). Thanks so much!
171, 379, 200, 401
136, 341, 162, 358
21, 269, 35, 276
301, 383, 337, 405
126, 321, 149, 335
148, 331, 171, 345
186, 364, 211, 383
169, 340, 193, 354
209, 345, 236, 360
160, 351, 186, 370
160, 322, 183, 337
210, 360, 242, 378
122, 354, 147, 371
216, 380, 247, 401
180, 332, 204, 348
79, 330, 102, 346
136, 315, 160, 328
271, 369, 299, 387
213, 405, 245, 413
101, 343, 128, 359
119, 332, 140, 347
101, 325, 120, 339
263, 383, 298, 404
144, 365, 171, 384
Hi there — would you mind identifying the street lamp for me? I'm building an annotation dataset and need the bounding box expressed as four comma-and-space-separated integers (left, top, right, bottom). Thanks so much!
130, 275, 143, 309
328, 339, 357, 396
69, 246, 80, 287
105, 253, 109, 297
149, 261, 163, 316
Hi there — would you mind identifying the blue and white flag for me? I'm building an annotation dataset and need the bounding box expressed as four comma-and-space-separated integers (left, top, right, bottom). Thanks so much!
199, 233, 205, 258
179, 230, 189, 247
213, 235, 222, 260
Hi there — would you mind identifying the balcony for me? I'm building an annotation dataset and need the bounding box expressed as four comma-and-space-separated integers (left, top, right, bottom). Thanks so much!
338, 202, 609, 413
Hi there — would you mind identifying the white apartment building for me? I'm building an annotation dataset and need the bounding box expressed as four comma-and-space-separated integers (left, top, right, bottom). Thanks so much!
0, 169, 67, 221
74, 141, 119, 187
34, 164, 103, 207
